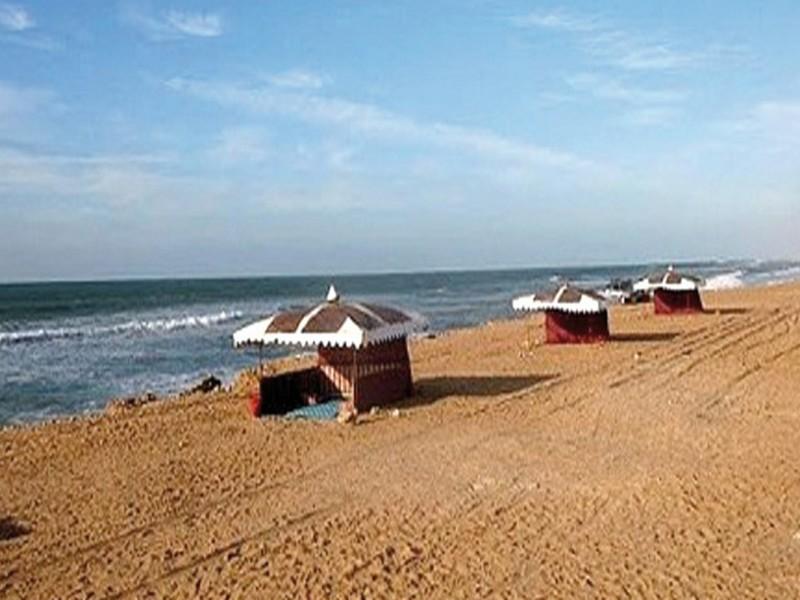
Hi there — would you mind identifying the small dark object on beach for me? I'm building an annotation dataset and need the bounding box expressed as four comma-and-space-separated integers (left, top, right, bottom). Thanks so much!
0, 517, 31, 542
188, 375, 223, 395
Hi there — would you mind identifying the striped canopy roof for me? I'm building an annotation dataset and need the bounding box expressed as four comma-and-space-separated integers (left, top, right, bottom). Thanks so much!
512, 283, 607, 314
633, 266, 703, 292
232, 285, 427, 349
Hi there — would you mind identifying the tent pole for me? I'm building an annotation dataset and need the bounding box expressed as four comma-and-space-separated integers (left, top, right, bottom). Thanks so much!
352, 347, 358, 410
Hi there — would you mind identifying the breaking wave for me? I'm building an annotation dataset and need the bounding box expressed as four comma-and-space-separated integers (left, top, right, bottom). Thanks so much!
703, 271, 745, 291
762, 265, 800, 286
0, 310, 244, 346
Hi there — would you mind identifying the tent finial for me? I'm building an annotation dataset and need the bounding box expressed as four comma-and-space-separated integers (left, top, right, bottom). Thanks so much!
326, 283, 340, 303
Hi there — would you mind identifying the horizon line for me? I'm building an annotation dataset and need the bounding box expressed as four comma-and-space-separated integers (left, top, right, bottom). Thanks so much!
0, 256, 769, 286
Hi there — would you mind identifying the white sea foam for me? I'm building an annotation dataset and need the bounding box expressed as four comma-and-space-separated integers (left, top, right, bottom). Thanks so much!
703, 271, 745, 291
763, 265, 800, 286
0, 309, 244, 346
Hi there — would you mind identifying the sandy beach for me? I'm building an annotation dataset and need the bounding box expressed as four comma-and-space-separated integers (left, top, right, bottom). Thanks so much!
2, 281, 800, 598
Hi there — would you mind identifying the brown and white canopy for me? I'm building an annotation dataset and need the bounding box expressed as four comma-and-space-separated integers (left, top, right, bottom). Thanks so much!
233, 285, 426, 349
512, 283, 607, 314
633, 266, 703, 292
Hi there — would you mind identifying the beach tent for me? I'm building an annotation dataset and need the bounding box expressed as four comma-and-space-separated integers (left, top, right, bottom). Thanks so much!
512, 284, 610, 344
233, 285, 426, 416
633, 266, 704, 315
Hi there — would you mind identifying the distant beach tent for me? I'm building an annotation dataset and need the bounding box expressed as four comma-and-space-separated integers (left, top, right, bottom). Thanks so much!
233, 285, 426, 416
633, 266, 704, 315
512, 284, 610, 344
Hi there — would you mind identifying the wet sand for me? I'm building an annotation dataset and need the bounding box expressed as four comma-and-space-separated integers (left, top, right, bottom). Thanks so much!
2, 282, 800, 598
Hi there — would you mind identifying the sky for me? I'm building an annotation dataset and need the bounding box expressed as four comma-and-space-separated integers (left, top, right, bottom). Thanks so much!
0, 0, 798, 281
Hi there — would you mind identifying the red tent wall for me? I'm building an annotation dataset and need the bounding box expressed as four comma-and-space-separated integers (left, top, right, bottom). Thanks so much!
318, 337, 413, 412
653, 289, 703, 315
545, 310, 610, 344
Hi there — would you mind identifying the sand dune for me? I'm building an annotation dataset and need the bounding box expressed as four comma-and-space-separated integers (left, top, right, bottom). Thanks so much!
2, 283, 800, 598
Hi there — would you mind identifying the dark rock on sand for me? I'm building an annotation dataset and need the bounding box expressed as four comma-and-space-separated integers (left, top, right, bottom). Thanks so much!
187, 375, 222, 395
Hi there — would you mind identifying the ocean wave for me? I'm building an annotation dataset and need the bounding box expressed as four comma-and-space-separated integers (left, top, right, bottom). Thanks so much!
0, 310, 244, 346
762, 265, 800, 286
703, 271, 745, 291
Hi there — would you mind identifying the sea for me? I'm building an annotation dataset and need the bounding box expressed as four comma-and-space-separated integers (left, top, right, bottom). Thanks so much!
1, 259, 799, 426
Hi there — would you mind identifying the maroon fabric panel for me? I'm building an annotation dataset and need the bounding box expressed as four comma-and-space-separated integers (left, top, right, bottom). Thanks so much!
354, 339, 413, 411
317, 344, 357, 395
318, 362, 354, 398
317, 338, 410, 368
355, 367, 412, 412
653, 289, 704, 314
256, 338, 414, 415
544, 310, 610, 344
319, 338, 413, 411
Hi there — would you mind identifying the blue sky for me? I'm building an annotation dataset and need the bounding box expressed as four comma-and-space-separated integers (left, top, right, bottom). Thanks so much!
0, 1, 798, 281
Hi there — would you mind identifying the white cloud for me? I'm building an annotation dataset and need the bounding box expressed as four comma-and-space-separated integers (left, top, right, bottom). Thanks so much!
323, 143, 357, 172
166, 77, 605, 175
257, 179, 384, 213
0, 146, 206, 209
510, 10, 600, 33
0, 2, 57, 51
621, 107, 681, 127
266, 69, 329, 90
122, 5, 223, 40
290, 140, 359, 174
0, 82, 63, 141
209, 127, 271, 163
0, 31, 59, 50
566, 73, 686, 104
0, 81, 54, 119
0, 82, 67, 145
0, 144, 373, 217
719, 100, 800, 148
0, 3, 33, 31
164, 10, 222, 37
585, 29, 704, 71
512, 9, 733, 71
750, 101, 800, 139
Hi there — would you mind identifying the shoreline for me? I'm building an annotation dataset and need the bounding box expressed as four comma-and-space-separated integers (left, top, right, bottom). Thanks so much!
0, 278, 795, 433
3, 261, 799, 429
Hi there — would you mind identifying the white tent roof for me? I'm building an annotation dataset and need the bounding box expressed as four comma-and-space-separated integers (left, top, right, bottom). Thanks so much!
633, 266, 703, 292
233, 284, 427, 349
512, 284, 607, 314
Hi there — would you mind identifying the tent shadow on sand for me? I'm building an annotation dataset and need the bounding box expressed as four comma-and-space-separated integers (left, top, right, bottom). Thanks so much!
403, 374, 558, 409
711, 308, 750, 315
611, 332, 679, 343
0, 517, 31, 542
